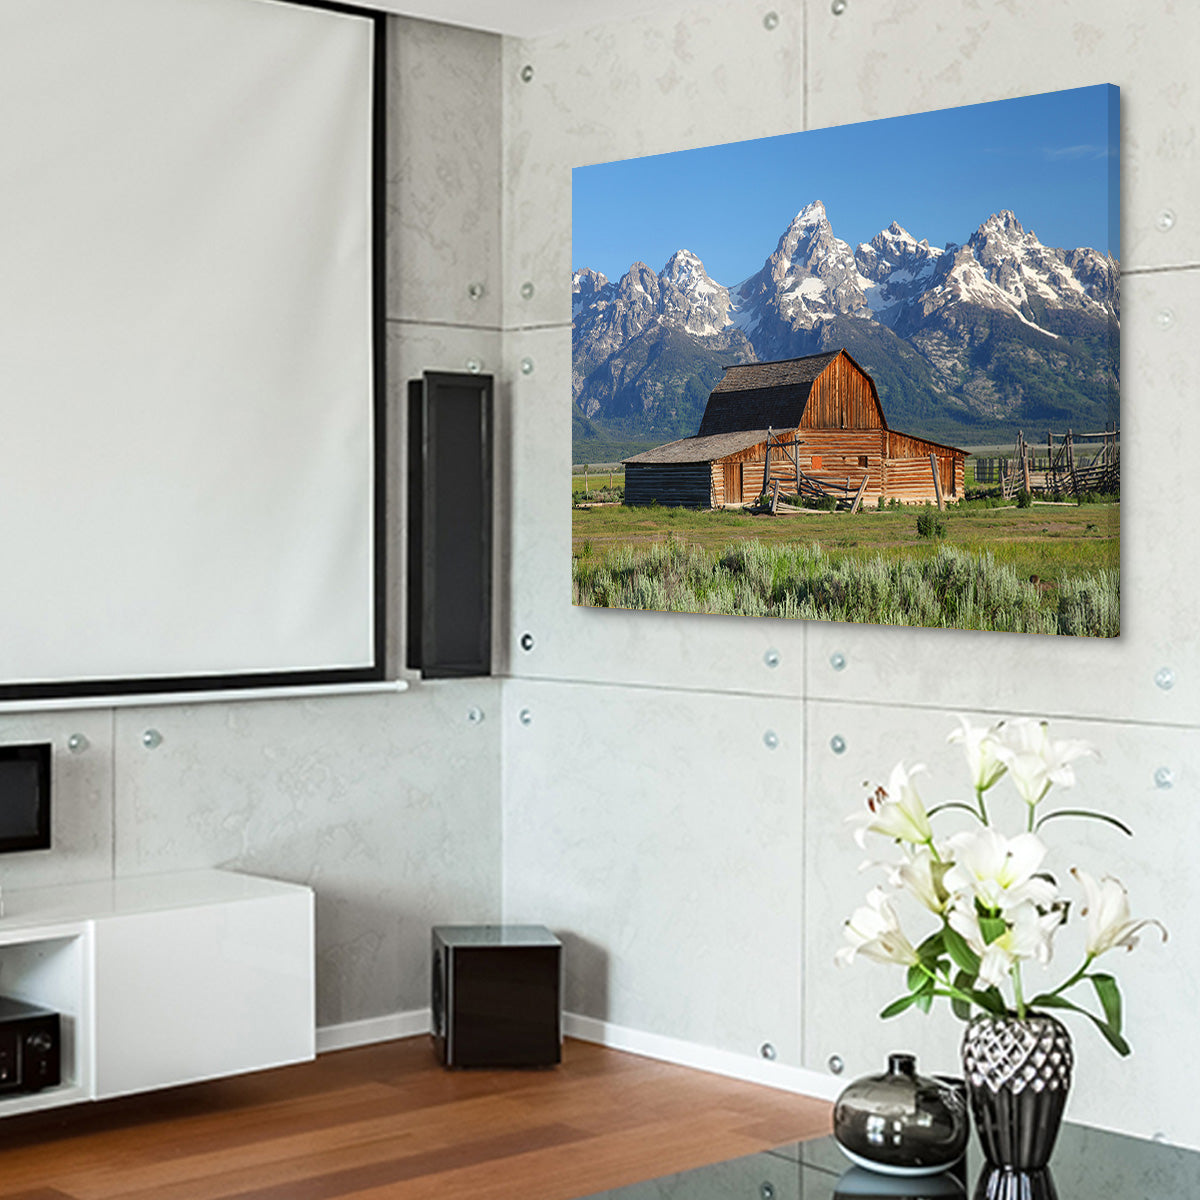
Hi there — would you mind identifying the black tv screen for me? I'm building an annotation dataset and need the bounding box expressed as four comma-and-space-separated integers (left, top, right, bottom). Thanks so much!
0, 743, 51, 853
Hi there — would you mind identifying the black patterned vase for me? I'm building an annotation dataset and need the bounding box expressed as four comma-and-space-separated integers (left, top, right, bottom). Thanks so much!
960, 1013, 1073, 1171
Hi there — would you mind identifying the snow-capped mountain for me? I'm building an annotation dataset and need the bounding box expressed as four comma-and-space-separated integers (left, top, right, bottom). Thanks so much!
572, 201, 1119, 454
572, 251, 753, 440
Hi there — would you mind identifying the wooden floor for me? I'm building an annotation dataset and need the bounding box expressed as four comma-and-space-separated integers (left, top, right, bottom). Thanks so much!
0, 1038, 832, 1200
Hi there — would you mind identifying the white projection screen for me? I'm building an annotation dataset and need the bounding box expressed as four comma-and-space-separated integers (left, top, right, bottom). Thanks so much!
0, 0, 385, 701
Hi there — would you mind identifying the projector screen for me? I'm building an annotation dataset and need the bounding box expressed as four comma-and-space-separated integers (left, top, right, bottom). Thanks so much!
0, 0, 385, 700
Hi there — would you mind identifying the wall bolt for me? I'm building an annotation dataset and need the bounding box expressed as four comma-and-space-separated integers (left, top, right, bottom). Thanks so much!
467, 708, 485, 725
520, 357, 535, 375
760, 1042, 777, 1060
763, 11, 780, 29
763, 730, 779, 750
520, 64, 534, 83
466, 358, 482, 374
142, 729, 163, 750
1155, 308, 1175, 331
467, 282, 484, 301
519, 708, 533, 726
520, 632, 535, 652
828, 1053, 845, 1074
830, 651, 847, 671
520, 281, 536, 300
763, 648, 781, 668
67, 733, 89, 754
831, 0, 848, 13
830, 734, 847, 755
1156, 209, 1176, 233
1155, 666, 1176, 691
1154, 766, 1174, 790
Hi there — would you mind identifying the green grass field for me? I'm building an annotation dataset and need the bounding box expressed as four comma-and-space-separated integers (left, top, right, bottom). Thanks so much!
571, 498, 1120, 635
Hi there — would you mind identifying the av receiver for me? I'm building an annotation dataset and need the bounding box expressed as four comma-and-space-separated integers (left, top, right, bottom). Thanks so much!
0, 997, 60, 1094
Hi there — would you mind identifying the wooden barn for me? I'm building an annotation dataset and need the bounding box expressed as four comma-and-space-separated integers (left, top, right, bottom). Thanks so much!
623, 350, 968, 509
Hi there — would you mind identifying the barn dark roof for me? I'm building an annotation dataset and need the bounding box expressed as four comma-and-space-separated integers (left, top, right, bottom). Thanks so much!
697, 351, 842, 436
623, 428, 770, 465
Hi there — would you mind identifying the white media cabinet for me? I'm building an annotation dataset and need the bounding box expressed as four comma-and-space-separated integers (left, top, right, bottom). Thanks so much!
0, 869, 314, 1116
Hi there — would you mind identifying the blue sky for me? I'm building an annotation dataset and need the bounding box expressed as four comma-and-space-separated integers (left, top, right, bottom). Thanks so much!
572, 85, 1119, 286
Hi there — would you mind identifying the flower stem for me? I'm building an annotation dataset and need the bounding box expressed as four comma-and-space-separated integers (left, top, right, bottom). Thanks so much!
1012, 962, 1027, 1019
975, 785, 989, 825
1049, 956, 1095, 998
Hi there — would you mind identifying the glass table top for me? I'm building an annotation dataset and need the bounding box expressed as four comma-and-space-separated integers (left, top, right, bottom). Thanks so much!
575, 1122, 1200, 1199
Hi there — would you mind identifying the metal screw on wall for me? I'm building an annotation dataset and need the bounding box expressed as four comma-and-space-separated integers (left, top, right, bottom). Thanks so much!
520, 281, 536, 300
142, 729, 163, 750
520, 632, 536, 652
760, 1042, 777, 1060
520, 357, 535, 375
762, 11, 779, 30
519, 709, 533, 726
1155, 209, 1176, 233
467, 282, 484, 301
830, 651, 847, 671
830, 734, 847, 755
1155, 666, 1176, 690
67, 733, 89, 754
828, 1054, 845, 1074
763, 730, 779, 750
831, 0, 848, 14
520, 64, 534, 82
467, 707, 485, 725
1154, 766, 1174, 790
763, 648, 781, 669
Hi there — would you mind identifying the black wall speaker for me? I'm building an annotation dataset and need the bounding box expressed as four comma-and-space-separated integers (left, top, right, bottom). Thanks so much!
431, 925, 562, 1068
407, 371, 493, 678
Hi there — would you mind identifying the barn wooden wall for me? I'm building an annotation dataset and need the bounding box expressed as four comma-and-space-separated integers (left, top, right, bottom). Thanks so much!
798, 354, 883, 431
625, 462, 712, 507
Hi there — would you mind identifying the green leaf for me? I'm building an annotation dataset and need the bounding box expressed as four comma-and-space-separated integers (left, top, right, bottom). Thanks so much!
951, 971, 973, 1021
978, 915, 1007, 945
1090, 974, 1122, 1033
1091, 1019, 1132, 1057
907, 964, 926, 992
1028, 993, 1132, 1057
966, 986, 1008, 1016
915, 930, 945, 963
943, 925, 981, 975
915, 989, 933, 1014
1034, 808, 1134, 837
879, 993, 922, 1019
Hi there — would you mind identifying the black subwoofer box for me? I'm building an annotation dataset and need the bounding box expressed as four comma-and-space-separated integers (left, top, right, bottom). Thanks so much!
431, 925, 561, 1068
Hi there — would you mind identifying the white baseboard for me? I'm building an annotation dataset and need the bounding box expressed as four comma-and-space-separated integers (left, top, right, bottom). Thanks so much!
315, 1007, 841, 1104
565, 1012, 842, 1102
316, 1007, 431, 1054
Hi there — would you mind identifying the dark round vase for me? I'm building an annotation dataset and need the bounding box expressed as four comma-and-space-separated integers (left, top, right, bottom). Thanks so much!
960, 1013, 1073, 1171
834, 1052, 969, 1174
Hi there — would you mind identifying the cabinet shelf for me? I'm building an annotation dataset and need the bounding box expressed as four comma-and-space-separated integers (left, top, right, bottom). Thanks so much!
0, 870, 313, 1116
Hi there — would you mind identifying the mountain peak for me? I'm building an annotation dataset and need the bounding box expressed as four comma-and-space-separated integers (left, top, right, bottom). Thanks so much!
790, 199, 829, 229
977, 210, 1028, 238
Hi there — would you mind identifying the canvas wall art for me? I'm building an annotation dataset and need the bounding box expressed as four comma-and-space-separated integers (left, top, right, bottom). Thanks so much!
571, 85, 1120, 637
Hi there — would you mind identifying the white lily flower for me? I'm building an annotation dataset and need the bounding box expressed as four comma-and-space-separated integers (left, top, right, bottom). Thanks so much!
943, 827, 1058, 913
836, 888, 920, 968
1073, 868, 1168, 957
949, 899, 1064, 989
887, 845, 951, 915
992, 718, 1096, 808
947, 714, 1008, 792
846, 761, 934, 849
